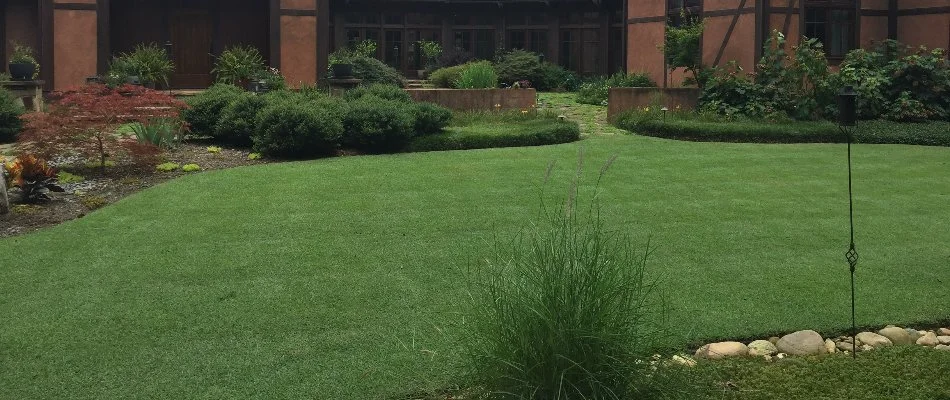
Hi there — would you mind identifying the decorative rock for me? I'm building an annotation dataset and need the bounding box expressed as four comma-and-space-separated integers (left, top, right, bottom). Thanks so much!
939, 328, 950, 336
767, 337, 780, 345
671, 355, 697, 367
0, 169, 8, 215
695, 342, 749, 360
937, 336, 950, 345
748, 340, 778, 356
935, 345, 950, 351
825, 339, 837, 354
836, 341, 857, 352
860, 344, 874, 352
879, 326, 912, 345
856, 332, 893, 348
907, 328, 922, 343
775, 353, 787, 359
776, 330, 827, 356
917, 332, 939, 346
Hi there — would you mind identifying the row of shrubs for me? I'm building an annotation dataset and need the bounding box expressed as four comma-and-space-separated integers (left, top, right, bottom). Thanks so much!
408, 112, 581, 152
614, 108, 950, 146
182, 84, 451, 157
575, 72, 657, 106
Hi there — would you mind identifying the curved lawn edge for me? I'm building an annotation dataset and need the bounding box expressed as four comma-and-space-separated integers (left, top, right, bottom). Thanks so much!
615, 119, 950, 147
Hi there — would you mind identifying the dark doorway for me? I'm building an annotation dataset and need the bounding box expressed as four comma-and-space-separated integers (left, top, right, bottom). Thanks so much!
170, 9, 214, 88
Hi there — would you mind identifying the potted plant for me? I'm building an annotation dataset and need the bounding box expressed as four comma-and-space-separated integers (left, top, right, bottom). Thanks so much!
212, 45, 266, 88
329, 50, 354, 79
8, 43, 39, 81
418, 40, 442, 79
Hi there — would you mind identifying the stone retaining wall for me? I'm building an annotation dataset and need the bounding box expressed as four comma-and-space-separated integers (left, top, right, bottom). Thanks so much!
406, 88, 537, 111
607, 87, 701, 121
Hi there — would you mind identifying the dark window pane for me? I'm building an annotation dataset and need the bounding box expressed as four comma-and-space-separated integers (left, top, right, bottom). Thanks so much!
474, 30, 495, 60
508, 30, 526, 50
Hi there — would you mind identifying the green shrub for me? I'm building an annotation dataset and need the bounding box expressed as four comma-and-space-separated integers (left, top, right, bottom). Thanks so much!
855, 120, 950, 146
182, 164, 201, 172
455, 62, 498, 89
350, 56, 406, 87
577, 72, 656, 105
108, 43, 175, 87
252, 97, 344, 158
343, 83, 411, 103
535, 62, 579, 91
181, 84, 244, 135
494, 49, 542, 87
0, 88, 24, 143
130, 118, 181, 148
214, 92, 269, 146
408, 115, 579, 152
428, 64, 469, 88
341, 95, 416, 153
464, 165, 661, 399
412, 102, 452, 135
213, 46, 266, 85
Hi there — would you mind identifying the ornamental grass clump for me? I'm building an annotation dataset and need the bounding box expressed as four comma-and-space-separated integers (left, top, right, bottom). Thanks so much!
455, 62, 498, 89
465, 157, 671, 400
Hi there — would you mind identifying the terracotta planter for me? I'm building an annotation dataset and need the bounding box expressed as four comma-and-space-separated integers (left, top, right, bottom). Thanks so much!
8, 62, 35, 81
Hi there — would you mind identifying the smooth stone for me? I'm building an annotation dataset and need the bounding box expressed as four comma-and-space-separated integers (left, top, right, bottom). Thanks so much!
879, 326, 912, 345
825, 339, 837, 353
939, 328, 950, 336
917, 332, 939, 346
860, 344, 874, 352
856, 332, 893, 348
836, 341, 857, 352
935, 345, 950, 351
748, 340, 778, 356
695, 342, 749, 360
776, 330, 827, 356
767, 336, 780, 345
937, 336, 950, 345
906, 328, 923, 343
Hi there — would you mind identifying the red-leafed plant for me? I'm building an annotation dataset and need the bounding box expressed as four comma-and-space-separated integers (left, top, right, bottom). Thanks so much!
17, 84, 188, 172
3, 154, 64, 203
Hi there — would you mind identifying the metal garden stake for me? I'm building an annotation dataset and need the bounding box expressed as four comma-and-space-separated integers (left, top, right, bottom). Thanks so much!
838, 86, 858, 358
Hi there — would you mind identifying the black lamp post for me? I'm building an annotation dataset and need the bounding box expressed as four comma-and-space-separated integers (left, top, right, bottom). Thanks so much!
838, 85, 858, 358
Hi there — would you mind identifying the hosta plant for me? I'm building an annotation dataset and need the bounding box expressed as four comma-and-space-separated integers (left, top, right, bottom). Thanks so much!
3, 154, 64, 203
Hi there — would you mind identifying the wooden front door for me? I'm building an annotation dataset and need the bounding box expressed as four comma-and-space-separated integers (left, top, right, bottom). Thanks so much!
170, 10, 214, 88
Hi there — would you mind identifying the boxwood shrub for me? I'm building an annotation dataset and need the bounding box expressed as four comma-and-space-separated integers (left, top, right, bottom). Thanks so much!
412, 102, 452, 135
343, 83, 412, 103
341, 95, 417, 153
0, 87, 24, 143
213, 91, 268, 146
252, 97, 344, 158
181, 84, 244, 135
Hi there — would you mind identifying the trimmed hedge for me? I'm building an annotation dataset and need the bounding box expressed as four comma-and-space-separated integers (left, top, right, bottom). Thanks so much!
408, 117, 580, 152
341, 95, 417, 153
615, 112, 950, 146
0, 87, 24, 143
213, 92, 268, 145
252, 97, 344, 158
182, 84, 244, 135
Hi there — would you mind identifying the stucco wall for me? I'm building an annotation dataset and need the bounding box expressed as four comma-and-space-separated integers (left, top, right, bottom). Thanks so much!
702, 0, 758, 73
52, 0, 98, 90
626, 0, 666, 86
279, 0, 318, 87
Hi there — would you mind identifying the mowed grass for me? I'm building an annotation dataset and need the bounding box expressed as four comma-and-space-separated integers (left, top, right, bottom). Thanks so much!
1, 134, 949, 398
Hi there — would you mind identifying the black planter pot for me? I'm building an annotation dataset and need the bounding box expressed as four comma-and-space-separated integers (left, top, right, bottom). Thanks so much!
8, 63, 36, 81
331, 63, 354, 79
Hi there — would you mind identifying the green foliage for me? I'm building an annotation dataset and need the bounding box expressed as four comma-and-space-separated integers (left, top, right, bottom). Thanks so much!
213, 91, 268, 146
343, 83, 412, 103
181, 84, 245, 135
156, 162, 180, 172
464, 163, 663, 399
56, 171, 85, 184
350, 56, 406, 87
0, 72, 11, 81
341, 95, 417, 153
576, 72, 657, 105
181, 164, 201, 172
129, 118, 181, 149
330, 39, 378, 66
493, 49, 542, 87
206, 146, 222, 154
455, 62, 498, 89
252, 96, 344, 158
0, 87, 24, 143
412, 102, 452, 135
79, 194, 108, 210
428, 64, 470, 88
408, 113, 580, 152
248, 153, 262, 160
213, 46, 266, 85
663, 18, 704, 84
108, 43, 175, 87
9, 42, 40, 79
535, 62, 580, 91
418, 40, 442, 70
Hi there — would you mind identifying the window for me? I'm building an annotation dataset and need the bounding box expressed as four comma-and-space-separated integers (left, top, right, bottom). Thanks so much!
668, 0, 701, 27
804, 1, 856, 58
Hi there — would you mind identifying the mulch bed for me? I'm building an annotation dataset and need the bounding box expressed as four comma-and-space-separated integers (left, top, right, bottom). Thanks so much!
1, 142, 270, 238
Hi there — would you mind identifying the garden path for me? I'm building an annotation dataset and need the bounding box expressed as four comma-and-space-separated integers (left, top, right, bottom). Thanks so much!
537, 92, 628, 136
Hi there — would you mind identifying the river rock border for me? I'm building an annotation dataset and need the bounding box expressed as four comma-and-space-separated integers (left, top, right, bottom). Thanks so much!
666, 326, 950, 366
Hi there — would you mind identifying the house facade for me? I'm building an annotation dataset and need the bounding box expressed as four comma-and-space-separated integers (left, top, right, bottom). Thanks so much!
1, 0, 948, 90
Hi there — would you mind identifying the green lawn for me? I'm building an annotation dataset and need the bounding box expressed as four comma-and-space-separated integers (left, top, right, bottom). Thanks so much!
2, 134, 949, 398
